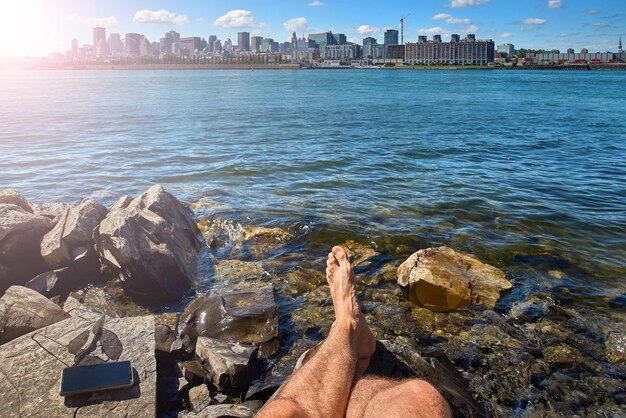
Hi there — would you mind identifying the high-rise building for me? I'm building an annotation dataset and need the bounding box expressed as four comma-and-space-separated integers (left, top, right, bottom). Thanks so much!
291, 32, 298, 61
309, 32, 338, 48
566, 48, 575, 54
497, 43, 515, 57
418, 36, 427, 43
125, 33, 141, 57
71, 39, 78, 56
93, 27, 106, 48
451, 34, 460, 43
260, 38, 274, 52
324, 44, 362, 60
181, 37, 202, 56
208, 35, 217, 53
251, 36, 263, 53
433, 35, 442, 43
213, 39, 222, 53
224, 38, 233, 52
466, 34, 476, 42
238, 32, 250, 51
362, 37, 377, 59
405, 34, 495, 65
108, 33, 122, 55
333, 33, 347, 45
384, 29, 399, 45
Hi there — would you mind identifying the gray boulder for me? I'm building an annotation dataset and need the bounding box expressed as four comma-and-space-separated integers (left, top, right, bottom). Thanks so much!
0, 311, 156, 418
188, 384, 212, 412
32, 202, 71, 223
95, 185, 200, 304
0, 204, 53, 288
110, 194, 133, 212
179, 284, 279, 357
195, 336, 260, 396
397, 246, 512, 312
0, 285, 70, 345
155, 324, 184, 354
0, 190, 32, 213
40, 199, 108, 268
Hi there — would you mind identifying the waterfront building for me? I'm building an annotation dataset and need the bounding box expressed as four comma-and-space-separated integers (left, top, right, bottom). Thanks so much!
363, 37, 377, 59
371, 44, 387, 59
384, 29, 399, 45
387, 44, 405, 59
333, 33, 347, 45
405, 34, 495, 65
532, 51, 622, 64
109, 33, 122, 55
280, 42, 291, 53
260, 38, 273, 52
251, 36, 263, 53
160, 31, 180, 54
238, 32, 250, 51
433, 35, 442, 43
418, 36, 427, 43
181, 37, 202, 56
213, 39, 222, 54
324, 44, 362, 60
125, 33, 141, 57
309, 31, 338, 55
451, 34, 460, 43
95, 40, 109, 58
497, 43, 515, 57
291, 32, 298, 62
567, 48, 575, 54
139, 35, 152, 57
93, 27, 106, 48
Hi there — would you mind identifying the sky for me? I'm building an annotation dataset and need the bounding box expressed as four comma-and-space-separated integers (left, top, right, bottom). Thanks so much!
1, 0, 624, 57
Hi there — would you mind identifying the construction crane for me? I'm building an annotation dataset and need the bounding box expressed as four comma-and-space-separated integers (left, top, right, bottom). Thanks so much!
400, 13, 411, 45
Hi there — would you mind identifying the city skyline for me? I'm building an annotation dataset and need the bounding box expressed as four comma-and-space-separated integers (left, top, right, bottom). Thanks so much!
1, 0, 625, 57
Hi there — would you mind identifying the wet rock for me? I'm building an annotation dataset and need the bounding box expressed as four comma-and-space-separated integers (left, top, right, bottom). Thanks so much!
110, 194, 133, 212
156, 324, 184, 354
195, 336, 260, 396
342, 239, 380, 267
95, 185, 201, 304
543, 344, 582, 369
188, 384, 212, 411
179, 284, 279, 357
189, 401, 262, 418
0, 285, 70, 344
285, 267, 325, 295
0, 312, 156, 418
235, 226, 293, 258
214, 259, 265, 283
0, 190, 32, 213
510, 299, 550, 323
605, 332, 626, 363
0, 204, 53, 288
397, 246, 512, 312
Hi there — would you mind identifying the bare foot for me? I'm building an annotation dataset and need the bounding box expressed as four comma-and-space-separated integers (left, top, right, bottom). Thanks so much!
326, 246, 376, 376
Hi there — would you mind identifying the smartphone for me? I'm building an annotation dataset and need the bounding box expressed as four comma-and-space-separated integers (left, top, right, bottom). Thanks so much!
60, 360, 134, 396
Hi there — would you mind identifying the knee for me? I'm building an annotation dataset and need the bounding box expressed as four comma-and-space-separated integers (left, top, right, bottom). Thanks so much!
401, 380, 452, 418
256, 399, 303, 418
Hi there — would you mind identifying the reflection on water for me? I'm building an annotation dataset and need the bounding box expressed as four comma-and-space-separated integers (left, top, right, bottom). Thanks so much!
1, 69, 625, 416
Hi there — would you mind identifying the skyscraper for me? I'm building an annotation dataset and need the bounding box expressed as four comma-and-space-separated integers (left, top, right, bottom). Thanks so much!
251, 36, 263, 53
291, 32, 298, 62
208, 35, 217, 53
362, 37, 377, 59
238, 32, 250, 51
125, 33, 141, 57
93, 27, 106, 47
224, 38, 233, 52
108, 33, 122, 55
384, 29, 399, 45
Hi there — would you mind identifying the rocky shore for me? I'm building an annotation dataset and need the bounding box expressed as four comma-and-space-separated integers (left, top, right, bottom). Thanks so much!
0, 186, 624, 417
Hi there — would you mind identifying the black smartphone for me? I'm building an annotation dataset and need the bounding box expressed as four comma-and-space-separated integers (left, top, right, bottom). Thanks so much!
60, 360, 134, 396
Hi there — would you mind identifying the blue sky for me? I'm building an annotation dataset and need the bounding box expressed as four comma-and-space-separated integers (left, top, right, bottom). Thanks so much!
1, 0, 624, 56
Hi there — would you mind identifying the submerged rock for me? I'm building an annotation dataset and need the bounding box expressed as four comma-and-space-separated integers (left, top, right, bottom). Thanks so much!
0, 311, 156, 417
0, 285, 70, 345
95, 185, 201, 304
179, 284, 279, 357
397, 246, 512, 312
195, 336, 260, 396
543, 344, 583, 369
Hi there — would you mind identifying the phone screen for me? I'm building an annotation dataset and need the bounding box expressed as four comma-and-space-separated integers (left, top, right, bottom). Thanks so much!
60, 360, 133, 396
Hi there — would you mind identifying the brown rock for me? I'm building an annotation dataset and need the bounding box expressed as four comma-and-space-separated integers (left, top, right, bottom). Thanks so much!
0, 190, 32, 213
0, 285, 70, 344
188, 384, 212, 411
397, 246, 512, 312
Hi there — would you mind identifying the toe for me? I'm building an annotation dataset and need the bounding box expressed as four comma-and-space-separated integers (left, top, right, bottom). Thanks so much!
331, 246, 349, 264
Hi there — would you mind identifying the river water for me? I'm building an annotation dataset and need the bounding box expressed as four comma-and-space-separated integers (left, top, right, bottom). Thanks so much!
1, 69, 625, 416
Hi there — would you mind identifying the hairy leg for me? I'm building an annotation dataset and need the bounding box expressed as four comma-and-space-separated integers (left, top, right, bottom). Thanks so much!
257, 246, 375, 418
347, 376, 452, 418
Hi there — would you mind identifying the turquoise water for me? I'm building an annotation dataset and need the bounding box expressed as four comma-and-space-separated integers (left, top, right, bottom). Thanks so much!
1, 69, 625, 414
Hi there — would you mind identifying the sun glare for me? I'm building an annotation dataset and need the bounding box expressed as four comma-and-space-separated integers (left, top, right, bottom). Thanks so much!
1, 2, 57, 57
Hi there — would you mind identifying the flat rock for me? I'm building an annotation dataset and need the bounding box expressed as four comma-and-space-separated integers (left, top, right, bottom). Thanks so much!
95, 185, 200, 304
179, 284, 278, 357
195, 336, 260, 396
605, 332, 625, 363
0, 190, 32, 213
397, 246, 512, 312
0, 285, 70, 344
235, 226, 293, 258
0, 312, 156, 418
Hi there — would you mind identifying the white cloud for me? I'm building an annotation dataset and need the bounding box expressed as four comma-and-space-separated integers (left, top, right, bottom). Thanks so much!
214, 10, 262, 29
308, 1, 324, 6
431, 14, 476, 32
547, 0, 563, 9
465, 25, 479, 33
522, 18, 547, 25
450, 0, 490, 8
433, 13, 452, 20
447, 17, 472, 25
67, 13, 118, 28
586, 9, 599, 15
357, 25, 379, 35
283, 17, 309, 32
348, 37, 358, 43
418, 27, 450, 36
133, 9, 188, 25
500, 32, 512, 38
592, 22, 608, 28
